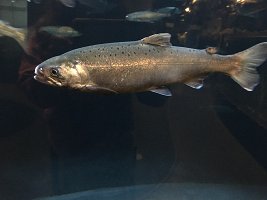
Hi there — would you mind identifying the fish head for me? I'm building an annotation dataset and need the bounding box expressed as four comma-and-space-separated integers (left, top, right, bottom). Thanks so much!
34, 55, 88, 89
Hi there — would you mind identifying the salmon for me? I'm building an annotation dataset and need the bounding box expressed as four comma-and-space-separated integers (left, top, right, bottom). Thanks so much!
34, 33, 267, 96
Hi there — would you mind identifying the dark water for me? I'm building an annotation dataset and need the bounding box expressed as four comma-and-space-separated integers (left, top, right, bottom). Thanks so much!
0, 0, 267, 199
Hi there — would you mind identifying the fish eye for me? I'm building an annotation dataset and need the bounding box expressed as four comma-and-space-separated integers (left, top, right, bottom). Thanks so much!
50, 68, 59, 77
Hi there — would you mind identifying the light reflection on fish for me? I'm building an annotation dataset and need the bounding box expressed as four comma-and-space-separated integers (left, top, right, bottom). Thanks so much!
34, 33, 267, 96
126, 7, 182, 23
40, 26, 81, 38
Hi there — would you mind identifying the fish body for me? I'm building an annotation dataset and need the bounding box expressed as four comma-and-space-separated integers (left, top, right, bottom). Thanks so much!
0, 20, 27, 51
126, 11, 170, 22
235, 0, 259, 4
40, 26, 81, 38
58, 0, 104, 7
126, 7, 181, 22
34, 33, 267, 96
31, 0, 115, 13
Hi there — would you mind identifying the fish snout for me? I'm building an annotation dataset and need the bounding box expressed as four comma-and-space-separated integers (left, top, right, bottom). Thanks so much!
35, 65, 44, 75
34, 65, 46, 82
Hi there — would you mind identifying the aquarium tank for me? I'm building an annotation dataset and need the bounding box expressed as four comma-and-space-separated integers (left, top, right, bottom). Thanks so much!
0, 0, 267, 199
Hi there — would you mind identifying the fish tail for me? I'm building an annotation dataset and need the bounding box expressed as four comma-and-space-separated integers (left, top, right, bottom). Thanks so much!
230, 42, 267, 91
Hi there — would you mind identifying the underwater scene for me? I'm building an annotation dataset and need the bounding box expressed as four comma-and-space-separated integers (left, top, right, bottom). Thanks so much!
0, 0, 267, 199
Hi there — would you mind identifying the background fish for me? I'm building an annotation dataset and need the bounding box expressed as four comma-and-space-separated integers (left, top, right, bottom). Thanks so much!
30, 0, 116, 13
0, 20, 27, 52
34, 33, 267, 96
0, 21, 80, 52
235, 0, 259, 4
58, 0, 116, 13
126, 7, 181, 22
235, 2, 267, 18
39, 26, 81, 38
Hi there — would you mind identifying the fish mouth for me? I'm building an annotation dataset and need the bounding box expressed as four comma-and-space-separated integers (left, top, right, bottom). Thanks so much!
34, 67, 62, 86
34, 74, 45, 82
34, 66, 46, 83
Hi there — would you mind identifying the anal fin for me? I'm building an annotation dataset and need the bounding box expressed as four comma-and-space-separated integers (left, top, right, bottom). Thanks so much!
150, 87, 172, 96
185, 77, 206, 89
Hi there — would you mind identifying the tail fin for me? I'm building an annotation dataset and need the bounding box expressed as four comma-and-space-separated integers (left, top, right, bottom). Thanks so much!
231, 42, 267, 91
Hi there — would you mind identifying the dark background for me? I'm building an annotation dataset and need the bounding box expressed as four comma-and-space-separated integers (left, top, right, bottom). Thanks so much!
0, 0, 267, 199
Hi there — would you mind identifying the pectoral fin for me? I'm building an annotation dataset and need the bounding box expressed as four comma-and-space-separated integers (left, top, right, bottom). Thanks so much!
84, 85, 118, 93
150, 87, 172, 96
141, 33, 172, 46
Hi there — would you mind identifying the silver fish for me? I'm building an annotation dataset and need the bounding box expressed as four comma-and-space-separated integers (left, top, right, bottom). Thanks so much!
0, 20, 27, 51
34, 33, 267, 96
40, 26, 81, 38
126, 7, 181, 23
58, 0, 115, 12
29, 0, 41, 3
31, 0, 115, 13
235, 0, 258, 4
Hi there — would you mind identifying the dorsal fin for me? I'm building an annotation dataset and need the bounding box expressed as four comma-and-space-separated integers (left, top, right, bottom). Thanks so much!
141, 33, 172, 46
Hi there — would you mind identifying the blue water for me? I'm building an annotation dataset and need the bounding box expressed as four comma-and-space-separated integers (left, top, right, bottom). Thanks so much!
0, 0, 267, 199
